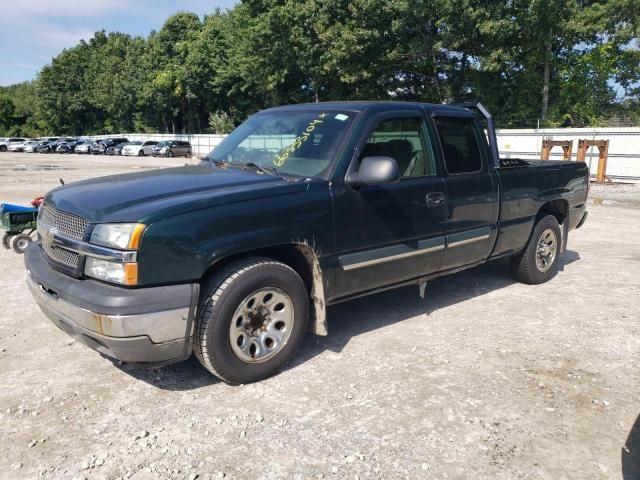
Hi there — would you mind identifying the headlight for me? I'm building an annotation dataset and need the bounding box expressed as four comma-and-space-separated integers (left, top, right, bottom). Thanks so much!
90, 223, 146, 249
85, 258, 138, 285
160, 147, 168, 152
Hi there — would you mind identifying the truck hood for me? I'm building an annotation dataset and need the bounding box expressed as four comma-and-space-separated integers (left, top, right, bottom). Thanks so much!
45, 165, 309, 223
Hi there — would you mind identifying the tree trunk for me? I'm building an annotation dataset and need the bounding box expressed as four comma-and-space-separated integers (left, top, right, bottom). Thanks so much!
541, 38, 552, 123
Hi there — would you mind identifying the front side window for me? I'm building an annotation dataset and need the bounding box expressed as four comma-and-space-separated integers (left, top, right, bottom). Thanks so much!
360, 117, 435, 178
205, 110, 354, 178
433, 117, 483, 174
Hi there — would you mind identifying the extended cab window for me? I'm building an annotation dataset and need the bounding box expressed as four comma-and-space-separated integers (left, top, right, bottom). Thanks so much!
361, 117, 435, 178
434, 117, 483, 174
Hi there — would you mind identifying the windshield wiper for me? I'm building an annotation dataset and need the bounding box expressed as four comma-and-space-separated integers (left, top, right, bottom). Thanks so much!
204, 155, 227, 168
243, 162, 277, 176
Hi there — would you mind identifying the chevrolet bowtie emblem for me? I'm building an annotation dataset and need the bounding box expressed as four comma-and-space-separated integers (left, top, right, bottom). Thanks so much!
42, 226, 59, 247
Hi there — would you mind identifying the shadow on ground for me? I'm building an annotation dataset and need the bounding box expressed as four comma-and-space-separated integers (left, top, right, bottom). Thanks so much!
119, 251, 580, 391
623, 414, 640, 480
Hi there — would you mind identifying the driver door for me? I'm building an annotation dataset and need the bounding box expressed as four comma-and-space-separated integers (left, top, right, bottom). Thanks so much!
332, 110, 447, 298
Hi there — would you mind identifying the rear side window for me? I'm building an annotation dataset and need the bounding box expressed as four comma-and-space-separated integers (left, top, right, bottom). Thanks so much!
433, 117, 483, 174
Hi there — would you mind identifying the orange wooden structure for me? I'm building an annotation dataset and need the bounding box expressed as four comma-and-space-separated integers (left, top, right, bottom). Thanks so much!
576, 139, 610, 183
541, 139, 573, 161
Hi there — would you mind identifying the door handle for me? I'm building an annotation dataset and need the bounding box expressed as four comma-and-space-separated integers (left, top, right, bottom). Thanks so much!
426, 192, 446, 207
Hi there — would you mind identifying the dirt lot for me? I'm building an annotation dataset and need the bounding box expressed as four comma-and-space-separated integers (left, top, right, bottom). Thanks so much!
0, 152, 638, 480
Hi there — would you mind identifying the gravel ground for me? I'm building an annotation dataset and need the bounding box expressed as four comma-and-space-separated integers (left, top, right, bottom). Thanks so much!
0, 153, 639, 480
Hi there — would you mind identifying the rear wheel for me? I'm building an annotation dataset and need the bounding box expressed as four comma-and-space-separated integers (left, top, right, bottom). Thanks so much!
194, 257, 309, 384
2, 232, 16, 249
185, 150, 191, 158
510, 214, 561, 284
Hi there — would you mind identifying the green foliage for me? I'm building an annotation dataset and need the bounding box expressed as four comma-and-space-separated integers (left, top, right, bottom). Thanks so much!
208, 110, 235, 133
0, 0, 638, 136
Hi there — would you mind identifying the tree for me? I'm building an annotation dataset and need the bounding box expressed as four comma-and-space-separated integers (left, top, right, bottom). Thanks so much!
208, 110, 234, 133
0, 0, 638, 135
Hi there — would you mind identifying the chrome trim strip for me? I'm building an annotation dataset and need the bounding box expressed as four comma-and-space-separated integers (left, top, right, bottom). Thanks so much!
342, 244, 444, 271
38, 220, 137, 263
447, 234, 490, 248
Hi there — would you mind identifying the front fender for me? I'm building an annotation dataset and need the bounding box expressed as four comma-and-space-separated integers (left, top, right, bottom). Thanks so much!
137, 181, 334, 286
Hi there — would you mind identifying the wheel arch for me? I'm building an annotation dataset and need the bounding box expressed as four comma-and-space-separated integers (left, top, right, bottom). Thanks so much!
536, 198, 569, 252
537, 199, 568, 225
200, 242, 328, 336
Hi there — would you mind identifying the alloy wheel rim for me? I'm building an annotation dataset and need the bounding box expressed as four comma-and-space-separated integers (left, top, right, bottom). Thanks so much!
536, 228, 557, 272
229, 287, 294, 364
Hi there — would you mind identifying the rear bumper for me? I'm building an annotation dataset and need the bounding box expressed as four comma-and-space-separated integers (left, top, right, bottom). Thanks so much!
25, 244, 199, 366
576, 210, 588, 229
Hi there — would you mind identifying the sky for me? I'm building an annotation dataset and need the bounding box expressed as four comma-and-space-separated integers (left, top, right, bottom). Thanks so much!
0, 0, 237, 86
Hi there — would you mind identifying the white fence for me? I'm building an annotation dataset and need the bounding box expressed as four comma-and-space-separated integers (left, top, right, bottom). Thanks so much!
93, 127, 640, 179
496, 127, 640, 179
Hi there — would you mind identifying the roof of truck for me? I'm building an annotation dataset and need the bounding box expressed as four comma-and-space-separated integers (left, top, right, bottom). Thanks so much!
261, 101, 470, 115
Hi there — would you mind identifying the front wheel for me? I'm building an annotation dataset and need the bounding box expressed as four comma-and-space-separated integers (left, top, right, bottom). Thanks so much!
510, 214, 561, 284
194, 257, 309, 384
10, 233, 32, 254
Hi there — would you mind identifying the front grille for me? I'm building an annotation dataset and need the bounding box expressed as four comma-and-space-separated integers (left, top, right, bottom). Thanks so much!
38, 204, 89, 274
42, 242, 80, 268
39, 204, 89, 240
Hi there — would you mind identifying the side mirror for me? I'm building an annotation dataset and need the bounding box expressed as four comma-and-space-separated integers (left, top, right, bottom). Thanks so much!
348, 156, 400, 186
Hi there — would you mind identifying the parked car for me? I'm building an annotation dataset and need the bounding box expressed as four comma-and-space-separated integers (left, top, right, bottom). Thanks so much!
36, 140, 58, 153
0, 138, 26, 152
151, 140, 192, 158
57, 139, 88, 154
55, 142, 72, 154
74, 140, 94, 154
106, 142, 129, 156
24, 101, 589, 385
121, 140, 158, 156
33, 137, 61, 153
8, 140, 31, 152
91, 138, 128, 155
22, 140, 41, 153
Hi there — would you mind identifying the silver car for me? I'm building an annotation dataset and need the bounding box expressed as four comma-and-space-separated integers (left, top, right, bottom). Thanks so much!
0, 137, 26, 152
21, 140, 41, 153
74, 141, 95, 154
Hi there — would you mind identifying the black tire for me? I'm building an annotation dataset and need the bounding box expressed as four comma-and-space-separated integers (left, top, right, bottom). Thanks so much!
510, 214, 561, 284
138, 149, 144, 156
0, 145, 6, 152
11, 233, 31, 254
194, 257, 310, 385
2, 232, 15, 249
185, 150, 191, 158
168, 150, 174, 158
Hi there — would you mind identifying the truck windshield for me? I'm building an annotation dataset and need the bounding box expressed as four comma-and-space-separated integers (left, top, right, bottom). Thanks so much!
204, 110, 354, 178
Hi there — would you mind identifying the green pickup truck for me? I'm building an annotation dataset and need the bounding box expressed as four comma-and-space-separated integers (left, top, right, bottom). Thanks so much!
25, 102, 589, 384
